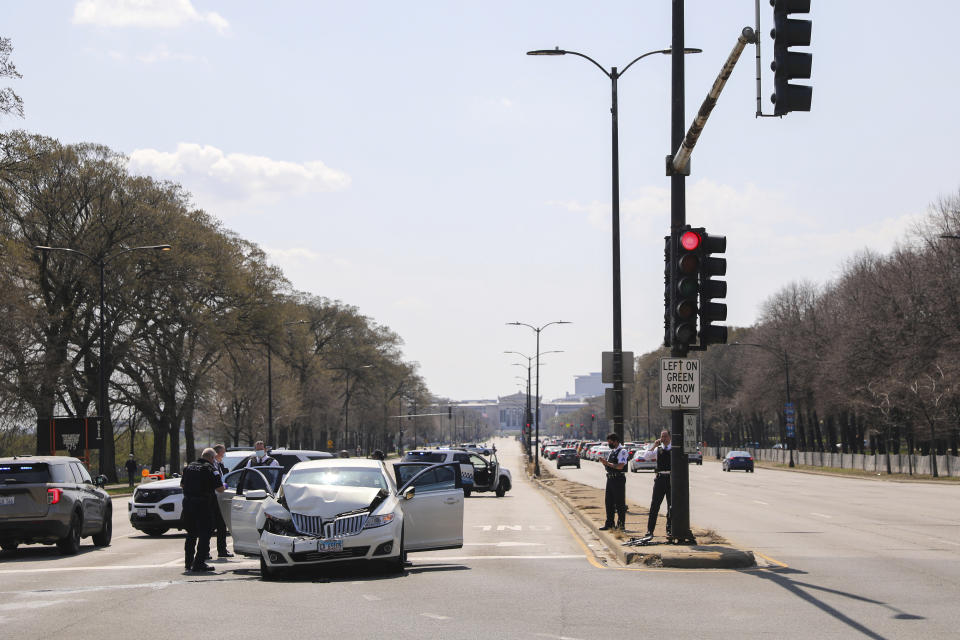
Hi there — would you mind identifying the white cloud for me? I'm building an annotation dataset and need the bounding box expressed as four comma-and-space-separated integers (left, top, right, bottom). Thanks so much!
135, 45, 204, 64
73, 0, 229, 34
128, 143, 351, 197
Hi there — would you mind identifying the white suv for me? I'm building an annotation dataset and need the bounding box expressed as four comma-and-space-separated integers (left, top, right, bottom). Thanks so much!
128, 449, 332, 537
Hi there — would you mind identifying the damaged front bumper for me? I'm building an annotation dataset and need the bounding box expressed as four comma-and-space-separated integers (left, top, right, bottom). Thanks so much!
259, 528, 400, 567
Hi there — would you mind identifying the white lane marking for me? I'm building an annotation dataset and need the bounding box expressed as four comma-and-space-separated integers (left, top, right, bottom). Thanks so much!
0, 599, 76, 611
943, 540, 960, 546
536, 635, 587, 640
413, 555, 583, 561
362, 594, 381, 601
715, 492, 728, 496
810, 512, 832, 519
421, 613, 451, 621
753, 500, 769, 505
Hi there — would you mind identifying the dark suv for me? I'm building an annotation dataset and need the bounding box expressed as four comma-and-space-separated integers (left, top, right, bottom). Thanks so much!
0, 456, 112, 554
556, 448, 581, 469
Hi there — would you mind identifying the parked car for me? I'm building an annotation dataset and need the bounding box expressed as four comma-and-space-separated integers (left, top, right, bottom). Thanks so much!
630, 445, 657, 472
402, 448, 511, 498
722, 451, 755, 472
129, 449, 333, 536
556, 448, 581, 469
545, 446, 562, 460
226, 459, 464, 579
0, 456, 112, 554
591, 444, 611, 461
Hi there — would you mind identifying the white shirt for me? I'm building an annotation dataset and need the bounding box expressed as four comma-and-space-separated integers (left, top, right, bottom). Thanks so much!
643, 443, 671, 462
608, 445, 629, 467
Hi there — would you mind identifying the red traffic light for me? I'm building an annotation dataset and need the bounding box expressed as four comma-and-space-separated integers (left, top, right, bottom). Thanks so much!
680, 230, 701, 251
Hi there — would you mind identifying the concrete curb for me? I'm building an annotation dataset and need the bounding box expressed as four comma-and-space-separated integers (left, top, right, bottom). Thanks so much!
531, 471, 755, 569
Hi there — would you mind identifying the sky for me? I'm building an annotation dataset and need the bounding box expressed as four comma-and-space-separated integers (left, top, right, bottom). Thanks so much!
4, 1, 959, 403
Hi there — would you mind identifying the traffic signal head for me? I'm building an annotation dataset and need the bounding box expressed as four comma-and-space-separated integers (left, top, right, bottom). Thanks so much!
672, 226, 700, 347
698, 230, 728, 347
770, 0, 812, 115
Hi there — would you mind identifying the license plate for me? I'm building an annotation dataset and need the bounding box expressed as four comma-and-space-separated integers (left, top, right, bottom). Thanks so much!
0, 496, 13, 506
135, 508, 147, 516
318, 540, 343, 552
293, 538, 343, 553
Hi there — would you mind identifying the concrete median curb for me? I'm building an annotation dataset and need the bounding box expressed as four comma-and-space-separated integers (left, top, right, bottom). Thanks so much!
530, 467, 755, 569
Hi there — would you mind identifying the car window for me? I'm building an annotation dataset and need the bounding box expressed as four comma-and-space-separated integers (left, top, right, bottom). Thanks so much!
469, 455, 488, 469
453, 453, 471, 464
223, 469, 243, 489
409, 465, 457, 492
222, 452, 251, 472
0, 463, 51, 483
240, 467, 283, 493
49, 464, 73, 483
70, 462, 92, 484
271, 454, 305, 472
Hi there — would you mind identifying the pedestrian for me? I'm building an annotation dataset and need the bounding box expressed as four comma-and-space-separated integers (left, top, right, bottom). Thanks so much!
211, 444, 233, 559
241, 441, 280, 468
180, 448, 224, 572
598, 432, 629, 531
643, 429, 673, 540
124, 454, 138, 488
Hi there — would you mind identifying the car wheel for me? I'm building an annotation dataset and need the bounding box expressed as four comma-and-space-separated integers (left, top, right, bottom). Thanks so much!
495, 479, 507, 497
142, 527, 169, 537
260, 552, 282, 581
463, 487, 471, 498
92, 508, 112, 547
1, 541, 17, 552
57, 512, 82, 555
387, 527, 406, 574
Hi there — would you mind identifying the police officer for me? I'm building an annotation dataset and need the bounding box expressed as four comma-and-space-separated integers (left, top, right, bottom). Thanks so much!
211, 444, 233, 559
241, 440, 280, 468
644, 429, 672, 539
598, 432, 629, 531
180, 448, 224, 572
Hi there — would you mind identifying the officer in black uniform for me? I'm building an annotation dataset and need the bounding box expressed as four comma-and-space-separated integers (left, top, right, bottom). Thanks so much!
211, 444, 233, 558
180, 448, 224, 572
598, 433, 629, 531
645, 429, 673, 539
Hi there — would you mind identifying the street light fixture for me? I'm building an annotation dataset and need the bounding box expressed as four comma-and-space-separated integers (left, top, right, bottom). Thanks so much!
730, 341, 795, 467
507, 321, 570, 476
505, 349, 563, 460
527, 46, 700, 441
33, 244, 172, 479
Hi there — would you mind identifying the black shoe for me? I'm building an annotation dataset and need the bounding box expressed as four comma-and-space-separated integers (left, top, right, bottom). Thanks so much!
642, 531, 654, 540
184, 563, 191, 570
218, 551, 234, 558
599, 524, 615, 531
190, 563, 215, 572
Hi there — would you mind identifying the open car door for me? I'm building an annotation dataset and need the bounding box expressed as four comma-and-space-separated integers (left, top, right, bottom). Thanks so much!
227, 468, 283, 555
218, 466, 284, 530
393, 462, 464, 552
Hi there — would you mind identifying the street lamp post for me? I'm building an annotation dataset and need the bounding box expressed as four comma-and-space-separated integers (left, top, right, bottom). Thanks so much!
34, 244, 171, 479
505, 349, 562, 460
730, 341, 795, 467
527, 45, 700, 442
507, 321, 570, 476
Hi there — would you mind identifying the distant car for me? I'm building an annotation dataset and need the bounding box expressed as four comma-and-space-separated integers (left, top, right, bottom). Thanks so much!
722, 451, 754, 472
630, 446, 657, 472
688, 449, 703, 465
591, 445, 611, 462
545, 446, 562, 460
0, 456, 112, 554
130, 449, 333, 536
556, 448, 581, 470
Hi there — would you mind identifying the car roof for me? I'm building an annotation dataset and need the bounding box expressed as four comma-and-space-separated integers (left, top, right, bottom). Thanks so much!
289, 458, 385, 470
0, 456, 79, 464
269, 449, 333, 457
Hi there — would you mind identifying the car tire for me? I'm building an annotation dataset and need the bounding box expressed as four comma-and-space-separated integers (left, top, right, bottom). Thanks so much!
92, 508, 112, 547
463, 487, 471, 498
142, 527, 169, 537
1, 541, 17, 552
495, 479, 507, 497
57, 512, 82, 555
387, 528, 406, 574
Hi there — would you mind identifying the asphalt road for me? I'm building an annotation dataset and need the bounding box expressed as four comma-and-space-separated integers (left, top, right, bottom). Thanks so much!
1, 441, 956, 639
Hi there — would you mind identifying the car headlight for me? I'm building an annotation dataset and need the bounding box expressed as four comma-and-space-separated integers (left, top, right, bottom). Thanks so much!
363, 513, 396, 529
263, 512, 297, 536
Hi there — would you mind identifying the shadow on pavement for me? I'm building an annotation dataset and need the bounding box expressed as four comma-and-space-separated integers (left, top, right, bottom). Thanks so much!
228, 560, 470, 583
748, 566, 925, 639
0, 544, 106, 563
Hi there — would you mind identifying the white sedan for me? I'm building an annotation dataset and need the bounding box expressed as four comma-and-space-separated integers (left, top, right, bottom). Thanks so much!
630, 446, 657, 472
223, 458, 464, 579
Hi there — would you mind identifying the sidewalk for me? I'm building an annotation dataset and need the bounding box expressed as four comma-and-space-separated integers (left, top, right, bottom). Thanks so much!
530, 461, 755, 569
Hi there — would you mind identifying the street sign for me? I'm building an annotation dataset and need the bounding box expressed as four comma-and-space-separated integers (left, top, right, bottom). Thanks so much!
327, 439, 334, 448
602, 351, 635, 383
659, 357, 701, 409
683, 413, 697, 451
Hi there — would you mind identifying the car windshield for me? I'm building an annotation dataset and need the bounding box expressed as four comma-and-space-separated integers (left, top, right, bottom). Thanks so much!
0, 463, 51, 483
729, 451, 749, 457
286, 467, 387, 489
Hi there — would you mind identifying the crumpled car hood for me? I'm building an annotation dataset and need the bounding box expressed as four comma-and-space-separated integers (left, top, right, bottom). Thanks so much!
281, 483, 382, 517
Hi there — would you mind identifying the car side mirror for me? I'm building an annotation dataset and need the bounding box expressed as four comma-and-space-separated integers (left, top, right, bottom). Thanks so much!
245, 489, 268, 500
403, 486, 416, 501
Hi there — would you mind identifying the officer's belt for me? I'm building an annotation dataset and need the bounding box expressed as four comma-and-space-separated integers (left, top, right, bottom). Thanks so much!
655, 470, 671, 475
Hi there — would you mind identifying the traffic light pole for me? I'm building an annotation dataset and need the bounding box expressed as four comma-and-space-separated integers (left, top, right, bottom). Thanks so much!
669, 0, 694, 545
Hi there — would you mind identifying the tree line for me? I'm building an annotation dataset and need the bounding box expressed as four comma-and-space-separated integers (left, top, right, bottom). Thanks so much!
0, 131, 439, 479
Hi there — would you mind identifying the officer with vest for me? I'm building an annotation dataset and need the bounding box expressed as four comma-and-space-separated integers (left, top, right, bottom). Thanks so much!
644, 429, 673, 539
180, 448, 225, 572
241, 440, 280, 468
598, 432, 630, 530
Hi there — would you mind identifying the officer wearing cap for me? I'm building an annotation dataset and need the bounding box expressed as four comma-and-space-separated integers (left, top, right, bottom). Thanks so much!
644, 429, 673, 539
180, 448, 224, 572
598, 432, 629, 531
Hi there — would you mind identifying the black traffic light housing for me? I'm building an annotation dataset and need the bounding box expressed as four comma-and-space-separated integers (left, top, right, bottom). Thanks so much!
670, 226, 701, 349
770, 0, 812, 115
697, 230, 728, 347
